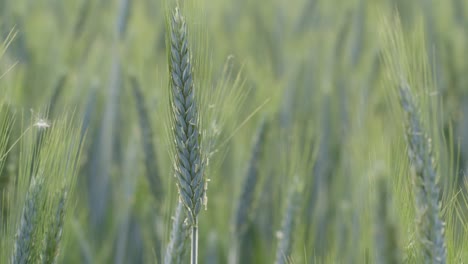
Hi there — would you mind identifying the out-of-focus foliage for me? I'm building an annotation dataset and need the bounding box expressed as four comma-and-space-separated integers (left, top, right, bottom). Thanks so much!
0, 0, 467, 263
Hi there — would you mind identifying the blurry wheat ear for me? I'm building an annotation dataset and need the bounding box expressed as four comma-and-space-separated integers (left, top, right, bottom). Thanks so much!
275, 177, 301, 264
11, 176, 44, 264
130, 77, 163, 203
43, 190, 67, 264
374, 177, 401, 264
229, 119, 267, 264
164, 200, 190, 264
399, 81, 446, 264
170, 7, 205, 264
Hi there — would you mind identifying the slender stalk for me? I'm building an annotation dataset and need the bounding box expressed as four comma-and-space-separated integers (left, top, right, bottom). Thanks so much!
191, 224, 198, 264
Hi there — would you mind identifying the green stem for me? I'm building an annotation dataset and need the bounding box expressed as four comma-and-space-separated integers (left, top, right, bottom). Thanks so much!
191, 223, 198, 264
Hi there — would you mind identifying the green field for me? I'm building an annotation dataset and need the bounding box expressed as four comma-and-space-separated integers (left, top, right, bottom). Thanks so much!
0, 0, 468, 263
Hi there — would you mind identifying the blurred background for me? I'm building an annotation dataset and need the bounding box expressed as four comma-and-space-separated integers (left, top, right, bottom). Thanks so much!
0, 0, 468, 263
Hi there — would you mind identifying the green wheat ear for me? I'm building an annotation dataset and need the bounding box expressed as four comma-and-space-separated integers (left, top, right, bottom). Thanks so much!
229, 119, 267, 264
380, 14, 447, 263
164, 200, 190, 264
275, 177, 302, 264
42, 190, 67, 264
374, 176, 401, 264
169, 6, 205, 227
399, 81, 446, 264
11, 176, 44, 264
